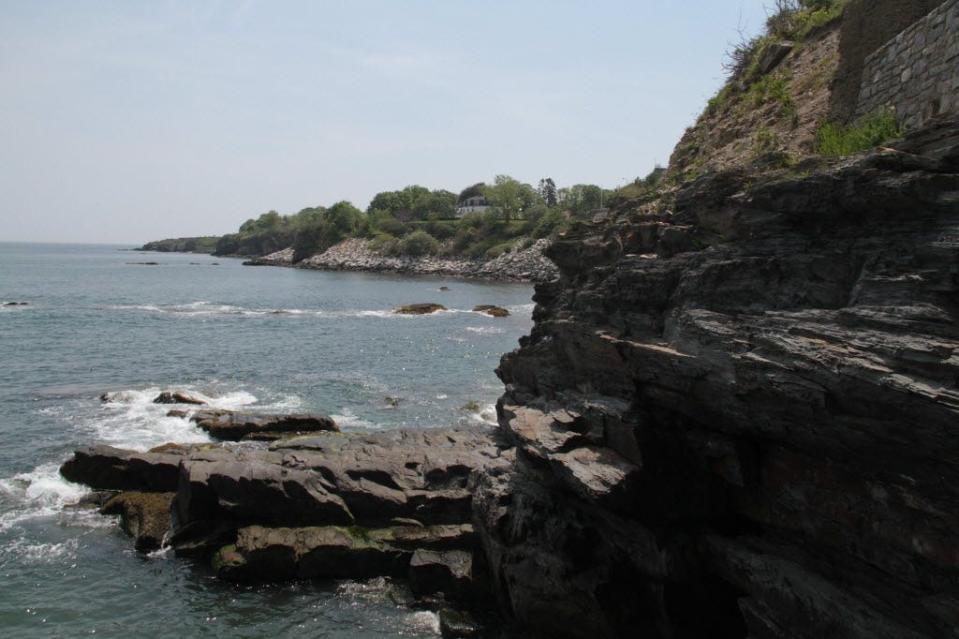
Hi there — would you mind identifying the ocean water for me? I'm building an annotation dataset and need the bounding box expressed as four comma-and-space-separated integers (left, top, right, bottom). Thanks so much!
0, 242, 534, 638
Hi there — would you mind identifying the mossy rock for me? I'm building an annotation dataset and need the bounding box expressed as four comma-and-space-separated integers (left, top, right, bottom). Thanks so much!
473, 305, 510, 317
394, 303, 447, 315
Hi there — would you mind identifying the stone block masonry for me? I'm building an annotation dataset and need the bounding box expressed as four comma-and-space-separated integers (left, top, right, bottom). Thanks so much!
856, 0, 959, 130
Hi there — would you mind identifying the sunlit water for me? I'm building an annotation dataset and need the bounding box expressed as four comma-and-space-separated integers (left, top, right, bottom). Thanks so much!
0, 242, 534, 637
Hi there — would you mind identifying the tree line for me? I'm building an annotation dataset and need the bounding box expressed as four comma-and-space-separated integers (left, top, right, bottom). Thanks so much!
215, 171, 663, 260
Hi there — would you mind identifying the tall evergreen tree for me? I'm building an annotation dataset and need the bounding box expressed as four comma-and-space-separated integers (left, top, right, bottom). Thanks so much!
538, 178, 558, 207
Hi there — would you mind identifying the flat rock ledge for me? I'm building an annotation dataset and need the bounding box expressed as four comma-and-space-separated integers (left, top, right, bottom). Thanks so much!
60, 427, 509, 618
187, 409, 339, 441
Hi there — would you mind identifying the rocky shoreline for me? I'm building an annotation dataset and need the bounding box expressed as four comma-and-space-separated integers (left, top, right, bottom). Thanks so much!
245, 238, 560, 283
63, 119, 959, 638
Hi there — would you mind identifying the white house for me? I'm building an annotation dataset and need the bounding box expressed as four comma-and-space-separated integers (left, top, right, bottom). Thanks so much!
455, 195, 490, 217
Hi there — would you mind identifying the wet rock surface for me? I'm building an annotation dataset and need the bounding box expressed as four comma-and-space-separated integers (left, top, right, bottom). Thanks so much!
474, 118, 959, 638
473, 305, 510, 318
394, 303, 447, 315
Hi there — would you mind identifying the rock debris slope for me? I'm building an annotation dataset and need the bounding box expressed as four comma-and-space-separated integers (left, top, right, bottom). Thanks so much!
474, 118, 959, 638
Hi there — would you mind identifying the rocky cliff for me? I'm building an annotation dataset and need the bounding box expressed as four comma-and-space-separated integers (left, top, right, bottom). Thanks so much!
476, 117, 959, 638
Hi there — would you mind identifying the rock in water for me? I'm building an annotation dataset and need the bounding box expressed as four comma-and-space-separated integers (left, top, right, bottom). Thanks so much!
100, 492, 174, 551
152, 390, 207, 405
189, 409, 339, 441
472, 305, 510, 317
394, 303, 447, 315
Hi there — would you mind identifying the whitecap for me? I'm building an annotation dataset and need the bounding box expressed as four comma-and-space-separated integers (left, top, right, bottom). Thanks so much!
0, 537, 79, 563
92, 386, 229, 450
0, 464, 89, 534
467, 403, 498, 426
404, 610, 441, 635
507, 303, 536, 314
330, 407, 379, 431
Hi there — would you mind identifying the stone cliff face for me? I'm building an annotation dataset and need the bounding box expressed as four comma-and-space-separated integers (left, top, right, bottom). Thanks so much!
475, 118, 959, 638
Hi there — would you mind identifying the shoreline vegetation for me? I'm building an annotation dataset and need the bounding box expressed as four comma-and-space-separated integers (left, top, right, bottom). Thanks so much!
139, 173, 666, 282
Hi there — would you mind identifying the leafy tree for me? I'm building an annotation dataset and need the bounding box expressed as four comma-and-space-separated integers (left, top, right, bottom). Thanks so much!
324, 201, 363, 235
483, 175, 536, 223
457, 183, 486, 203
560, 184, 605, 217
412, 190, 456, 219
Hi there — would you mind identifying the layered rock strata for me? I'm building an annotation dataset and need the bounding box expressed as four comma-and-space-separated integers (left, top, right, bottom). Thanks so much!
60, 428, 508, 614
474, 118, 959, 638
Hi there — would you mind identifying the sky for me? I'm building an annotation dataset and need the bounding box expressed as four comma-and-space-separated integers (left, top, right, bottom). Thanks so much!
0, 1, 772, 244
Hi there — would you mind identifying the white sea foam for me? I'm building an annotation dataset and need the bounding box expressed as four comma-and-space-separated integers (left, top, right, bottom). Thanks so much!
330, 407, 379, 431
508, 303, 536, 314
465, 326, 505, 335
467, 403, 498, 426
404, 610, 441, 635
0, 464, 89, 533
0, 537, 79, 563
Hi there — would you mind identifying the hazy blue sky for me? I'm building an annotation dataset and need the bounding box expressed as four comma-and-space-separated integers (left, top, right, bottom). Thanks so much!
1, 1, 771, 244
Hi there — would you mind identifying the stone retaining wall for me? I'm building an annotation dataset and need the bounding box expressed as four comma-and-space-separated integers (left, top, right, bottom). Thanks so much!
856, 0, 959, 129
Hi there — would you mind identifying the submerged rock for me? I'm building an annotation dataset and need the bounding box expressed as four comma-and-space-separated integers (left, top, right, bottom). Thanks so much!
472, 305, 510, 318
394, 303, 447, 315
189, 409, 338, 441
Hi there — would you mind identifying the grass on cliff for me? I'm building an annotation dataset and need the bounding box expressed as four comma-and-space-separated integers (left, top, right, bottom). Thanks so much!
815, 110, 901, 157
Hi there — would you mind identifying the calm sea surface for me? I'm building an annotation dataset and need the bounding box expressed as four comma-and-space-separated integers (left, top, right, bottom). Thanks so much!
0, 242, 534, 638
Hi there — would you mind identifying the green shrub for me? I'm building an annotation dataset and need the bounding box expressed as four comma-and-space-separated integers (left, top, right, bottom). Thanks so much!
398, 230, 439, 256
375, 217, 408, 237
748, 75, 793, 111
369, 232, 398, 254
815, 110, 901, 157
531, 208, 566, 239
464, 238, 496, 259
485, 241, 516, 260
